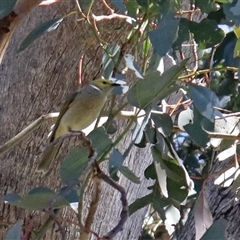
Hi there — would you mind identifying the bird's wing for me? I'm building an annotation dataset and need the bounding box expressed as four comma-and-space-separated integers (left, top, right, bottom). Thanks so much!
49, 91, 79, 142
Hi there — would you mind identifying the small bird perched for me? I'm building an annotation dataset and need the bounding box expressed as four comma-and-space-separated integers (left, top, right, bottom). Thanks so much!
37, 79, 120, 173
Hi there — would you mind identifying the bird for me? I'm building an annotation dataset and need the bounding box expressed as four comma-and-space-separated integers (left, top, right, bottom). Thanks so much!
36, 79, 120, 173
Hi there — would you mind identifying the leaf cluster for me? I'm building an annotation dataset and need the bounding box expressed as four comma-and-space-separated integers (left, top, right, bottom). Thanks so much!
2, 0, 240, 239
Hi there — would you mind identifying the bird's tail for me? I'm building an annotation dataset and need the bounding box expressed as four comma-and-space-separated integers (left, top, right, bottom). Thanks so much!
36, 142, 61, 173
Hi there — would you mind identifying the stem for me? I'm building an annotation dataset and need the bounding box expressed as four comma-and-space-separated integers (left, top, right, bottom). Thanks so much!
178, 66, 238, 81
0, 113, 59, 156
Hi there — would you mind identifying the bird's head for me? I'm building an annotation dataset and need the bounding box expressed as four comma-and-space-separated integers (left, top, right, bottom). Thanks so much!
91, 79, 120, 93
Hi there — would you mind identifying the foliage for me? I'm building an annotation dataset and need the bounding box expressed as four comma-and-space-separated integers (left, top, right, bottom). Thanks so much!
2, 0, 240, 239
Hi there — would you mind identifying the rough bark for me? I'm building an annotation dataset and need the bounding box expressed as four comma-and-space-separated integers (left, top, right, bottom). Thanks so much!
178, 156, 240, 240
0, 1, 153, 239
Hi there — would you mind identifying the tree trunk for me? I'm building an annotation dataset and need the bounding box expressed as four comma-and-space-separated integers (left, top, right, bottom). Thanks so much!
178, 156, 240, 240
0, 1, 153, 239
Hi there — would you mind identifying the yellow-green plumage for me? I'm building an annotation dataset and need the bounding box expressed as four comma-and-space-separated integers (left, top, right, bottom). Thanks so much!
36, 79, 119, 173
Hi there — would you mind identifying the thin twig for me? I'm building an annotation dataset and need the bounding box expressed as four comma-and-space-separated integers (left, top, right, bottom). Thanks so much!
47, 210, 66, 240
0, 112, 59, 156
81, 172, 102, 239
178, 66, 238, 81
92, 13, 133, 22
91, 161, 128, 238
78, 55, 84, 86
101, 0, 114, 14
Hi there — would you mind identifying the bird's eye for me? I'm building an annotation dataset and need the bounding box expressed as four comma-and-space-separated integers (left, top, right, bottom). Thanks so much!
103, 81, 107, 84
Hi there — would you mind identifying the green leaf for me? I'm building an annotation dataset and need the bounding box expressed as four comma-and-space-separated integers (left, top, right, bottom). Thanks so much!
200, 219, 227, 240
223, 2, 240, 25
4, 193, 21, 203
167, 178, 188, 205
102, 44, 121, 79
144, 163, 157, 180
154, 157, 168, 198
0, 0, 17, 19
234, 38, 240, 57
88, 127, 112, 159
60, 145, 89, 185
147, 52, 163, 72
5, 188, 68, 210
181, 18, 225, 49
119, 166, 140, 184
109, 148, 124, 181
18, 18, 64, 52
152, 146, 190, 203
77, 0, 91, 9
149, 10, 179, 56
152, 198, 168, 221
173, 24, 190, 51
136, 0, 149, 7
129, 192, 154, 215
127, 59, 188, 109
151, 112, 173, 136
184, 109, 212, 147
145, 124, 157, 144
155, 131, 171, 156
188, 83, 222, 122
216, 0, 231, 3
142, 37, 152, 58
6, 221, 22, 240
132, 110, 151, 144
126, 0, 139, 18
59, 187, 80, 204
195, 0, 218, 13
111, 0, 127, 12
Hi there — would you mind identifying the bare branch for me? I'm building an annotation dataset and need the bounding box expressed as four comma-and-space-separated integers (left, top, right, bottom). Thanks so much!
0, 112, 59, 155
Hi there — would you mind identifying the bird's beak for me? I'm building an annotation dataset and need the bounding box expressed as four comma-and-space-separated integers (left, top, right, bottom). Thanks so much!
112, 83, 121, 87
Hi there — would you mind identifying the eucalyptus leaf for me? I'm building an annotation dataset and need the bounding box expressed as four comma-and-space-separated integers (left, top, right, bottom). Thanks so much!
111, 0, 127, 12
5, 188, 68, 210
4, 193, 21, 203
129, 192, 154, 215
149, 10, 179, 56
59, 187, 80, 204
128, 59, 188, 109
144, 163, 156, 180
109, 148, 124, 181
173, 24, 190, 50
167, 178, 188, 205
195, 0, 218, 13
151, 112, 173, 136
18, 18, 64, 52
188, 83, 222, 122
184, 111, 211, 148
119, 166, 140, 184
223, 1, 240, 25
132, 110, 151, 144
154, 158, 168, 197
102, 44, 121, 79
181, 18, 225, 49
6, 221, 22, 240
60, 146, 89, 185
153, 198, 169, 221
0, 0, 17, 19
88, 127, 112, 161
126, 0, 139, 18
200, 219, 227, 240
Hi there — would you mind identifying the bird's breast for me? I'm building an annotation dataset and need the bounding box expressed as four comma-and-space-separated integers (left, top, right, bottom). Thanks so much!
55, 92, 107, 138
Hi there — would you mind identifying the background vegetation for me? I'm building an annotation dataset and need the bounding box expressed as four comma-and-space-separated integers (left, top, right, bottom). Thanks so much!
1, 0, 240, 239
